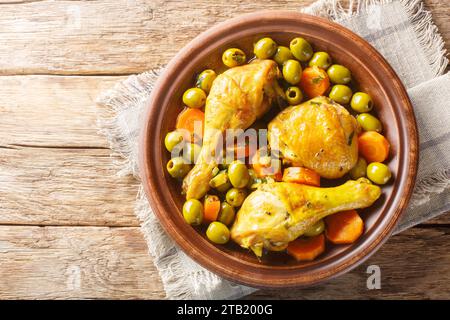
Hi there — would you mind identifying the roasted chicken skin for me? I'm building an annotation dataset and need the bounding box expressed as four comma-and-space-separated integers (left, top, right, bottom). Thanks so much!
183, 59, 284, 199
230, 178, 381, 256
268, 96, 360, 179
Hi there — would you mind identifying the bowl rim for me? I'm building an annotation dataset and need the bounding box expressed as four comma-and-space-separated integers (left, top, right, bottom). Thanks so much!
139, 11, 419, 288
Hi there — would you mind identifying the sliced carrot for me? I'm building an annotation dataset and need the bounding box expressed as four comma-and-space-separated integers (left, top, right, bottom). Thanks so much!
272, 170, 283, 182
176, 107, 205, 140
234, 144, 250, 159
282, 167, 320, 186
203, 195, 221, 223
287, 234, 325, 261
225, 142, 255, 162
299, 66, 330, 98
358, 131, 390, 163
251, 148, 282, 181
325, 210, 364, 244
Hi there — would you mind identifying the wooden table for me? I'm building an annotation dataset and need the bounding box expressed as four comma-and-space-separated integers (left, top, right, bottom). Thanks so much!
0, 0, 448, 300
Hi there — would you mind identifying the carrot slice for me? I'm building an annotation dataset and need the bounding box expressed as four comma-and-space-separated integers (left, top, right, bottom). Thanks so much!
358, 131, 390, 163
325, 210, 364, 244
287, 234, 325, 261
176, 108, 205, 140
299, 66, 330, 98
203, 195, 221, 223
251, 148, 282, 181
282, 167, 320, 186
225, 142, 255, 162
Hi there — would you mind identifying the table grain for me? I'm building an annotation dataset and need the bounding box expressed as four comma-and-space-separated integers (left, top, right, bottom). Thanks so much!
0, 0, 448, 299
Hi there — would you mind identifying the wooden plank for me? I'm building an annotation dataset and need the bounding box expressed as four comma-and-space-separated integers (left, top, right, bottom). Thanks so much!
422, 213, 450, 225
0, 225, 448, 299
0, 75, 448, 226
0, 0, 306, 75
0, 146, 140, 226
0, 0, 446, 75
1, 142, 448, 226
0, 75, 124, 148
0, 226, 165, 299
248, 226, 450, 300
0, 0, 313, 74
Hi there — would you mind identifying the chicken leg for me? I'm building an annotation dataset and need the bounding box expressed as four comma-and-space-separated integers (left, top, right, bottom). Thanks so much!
183, 59, 284, 199
230, 178, 381, 256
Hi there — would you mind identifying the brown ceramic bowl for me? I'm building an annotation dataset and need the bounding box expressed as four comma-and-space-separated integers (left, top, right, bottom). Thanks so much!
139, 11, 418, 288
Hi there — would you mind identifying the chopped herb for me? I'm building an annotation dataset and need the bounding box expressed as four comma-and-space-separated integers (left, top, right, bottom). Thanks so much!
232, 53, 245, 63
347, 131, 355, 145
315, 149, 324, 158
195, 75, 205, 88
310, 101, 322, 106
265, 211, 272, 216
312, 76, 324, 84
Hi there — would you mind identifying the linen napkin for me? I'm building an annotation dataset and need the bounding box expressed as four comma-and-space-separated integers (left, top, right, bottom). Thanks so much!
96, 0, 449, 299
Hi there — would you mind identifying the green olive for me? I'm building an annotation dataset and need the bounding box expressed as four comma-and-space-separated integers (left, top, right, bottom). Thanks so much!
327, 64, 351, 84
164, 130, 184, 152
254, 37, 277, 59
183, 143, 201, 164
351, 92, 373, 113
166, 157, 191, 178
350, 157, 368, 179
273, 46, 293, 65
196, 69, 217, 93
218, 202, 235, 226
290, 37, 313, 62
357, 113, 382, 133
226, 188, 247, 207
329, 84, 353, 104
367, 162, 392, 185
228, 161, 250, 188
206, 221, 230, 244
285, 86, 303, 105
222, 48, 246, 67
209, 170, 232, 193
303, 220, 325, 237
282, 59, 302, 85
182, 88, 206, 109
216, 182, 232, 193
309, 52, 332, 69
183, 199, 203, 225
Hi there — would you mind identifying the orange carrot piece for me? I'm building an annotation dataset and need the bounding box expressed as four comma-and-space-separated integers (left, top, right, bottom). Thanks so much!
287, 234, 326, 261
299, 66, 330, 98
358, 131, 390, 163
225, 142, 254, 161
282, 167, 321, 186
176, 108, 205, 140
325, 210, 364, 244
203, 195, 221, 223
251, 149, 282, 181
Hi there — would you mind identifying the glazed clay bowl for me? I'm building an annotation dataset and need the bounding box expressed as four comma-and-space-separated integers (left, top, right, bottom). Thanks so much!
139, 11, 418, 288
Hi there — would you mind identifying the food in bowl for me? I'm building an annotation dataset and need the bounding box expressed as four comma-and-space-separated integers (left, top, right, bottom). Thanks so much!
163, 36, 392, 262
